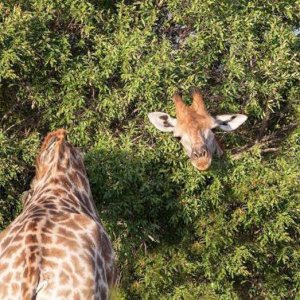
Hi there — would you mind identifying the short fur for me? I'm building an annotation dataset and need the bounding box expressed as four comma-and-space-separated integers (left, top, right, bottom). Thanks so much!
0, 129, 116, 300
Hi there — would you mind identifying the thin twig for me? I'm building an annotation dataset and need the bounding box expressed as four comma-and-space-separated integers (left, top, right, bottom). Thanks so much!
231, 122, 297, 160
261, 147, 280, 153
256, 107, 271, 142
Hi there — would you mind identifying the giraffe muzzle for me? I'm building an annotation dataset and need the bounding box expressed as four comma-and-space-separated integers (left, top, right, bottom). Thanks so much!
191, 146, 212, 171
191, 145, 209, 160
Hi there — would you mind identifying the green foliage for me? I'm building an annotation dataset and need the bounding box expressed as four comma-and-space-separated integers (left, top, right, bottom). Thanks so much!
0, 0, 299, 298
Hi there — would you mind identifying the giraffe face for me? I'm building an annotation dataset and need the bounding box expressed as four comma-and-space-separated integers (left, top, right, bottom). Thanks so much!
148, 88, 247, 171
171, 112, 216, 171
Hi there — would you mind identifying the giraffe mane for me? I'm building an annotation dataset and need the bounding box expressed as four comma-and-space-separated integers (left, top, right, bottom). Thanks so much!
40, 128, 67, 153
34, 128, 79, 183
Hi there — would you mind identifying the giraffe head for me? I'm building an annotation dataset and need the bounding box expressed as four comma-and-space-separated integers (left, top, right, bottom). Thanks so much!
148, 88, 247, 171
35, 129, 85, 181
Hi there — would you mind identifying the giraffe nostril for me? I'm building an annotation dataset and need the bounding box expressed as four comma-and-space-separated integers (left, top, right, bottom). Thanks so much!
193, 151, 203, 159
192, 147, 208, 159
192, 151, 199, 158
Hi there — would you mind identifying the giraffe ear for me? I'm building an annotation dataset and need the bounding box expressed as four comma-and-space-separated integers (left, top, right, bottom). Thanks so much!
148, 112, 177, 132
212, 114, 248, 131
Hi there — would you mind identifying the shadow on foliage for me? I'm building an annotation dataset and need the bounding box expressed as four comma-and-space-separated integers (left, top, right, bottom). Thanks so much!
85, 147, 188, 250
85, 146, 197, 288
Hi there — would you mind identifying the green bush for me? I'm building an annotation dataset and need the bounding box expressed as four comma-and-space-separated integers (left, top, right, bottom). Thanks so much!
0, 1, 299, 298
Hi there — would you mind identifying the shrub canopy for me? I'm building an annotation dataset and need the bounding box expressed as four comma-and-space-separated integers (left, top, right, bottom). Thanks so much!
0, 0, 299, 298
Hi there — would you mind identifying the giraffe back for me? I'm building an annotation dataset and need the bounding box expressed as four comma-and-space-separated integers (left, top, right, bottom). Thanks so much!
0, 129, 115, 299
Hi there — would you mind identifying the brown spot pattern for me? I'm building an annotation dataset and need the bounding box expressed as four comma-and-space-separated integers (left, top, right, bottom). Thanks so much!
0, 129, 116, 299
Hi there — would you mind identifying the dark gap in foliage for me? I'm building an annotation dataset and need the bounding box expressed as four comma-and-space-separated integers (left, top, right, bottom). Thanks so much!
154, 6, 193, 49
